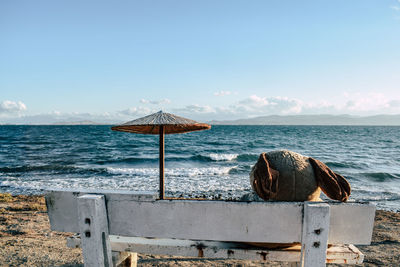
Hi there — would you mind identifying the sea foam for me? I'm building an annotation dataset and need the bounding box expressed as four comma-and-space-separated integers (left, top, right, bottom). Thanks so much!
106, 166, 236, 177
208, 153, 239, 161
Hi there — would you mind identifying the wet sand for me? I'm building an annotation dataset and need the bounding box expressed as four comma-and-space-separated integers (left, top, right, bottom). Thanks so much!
0, 194, 399, 266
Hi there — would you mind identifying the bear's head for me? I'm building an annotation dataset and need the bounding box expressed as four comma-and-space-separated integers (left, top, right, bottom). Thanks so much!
250, 150, 351, 202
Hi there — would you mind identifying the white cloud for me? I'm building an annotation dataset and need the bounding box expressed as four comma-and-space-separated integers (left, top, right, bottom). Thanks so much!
140, 98, 171, 105
339, 92, 399, 113
0, 100, 27, 114
234, 95, 303, 115
117, 106, 153, 117
0, 110, 122, 125
171, 92, 400, 120
390, 5, 400, 11
388, 99, 400, 108
2, 92, 400, 124
214, 90, 232, 97
173, 104, 215, 114
238, 95, 270, 107
297, 91, 400, 115
169, 95, 305, 120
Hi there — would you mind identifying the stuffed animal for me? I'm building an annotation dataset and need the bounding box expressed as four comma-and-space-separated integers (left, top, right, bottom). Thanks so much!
250, 150, 351, 202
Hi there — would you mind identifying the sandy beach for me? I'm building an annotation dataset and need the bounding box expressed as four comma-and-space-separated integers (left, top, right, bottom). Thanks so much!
0, 193, 399, 267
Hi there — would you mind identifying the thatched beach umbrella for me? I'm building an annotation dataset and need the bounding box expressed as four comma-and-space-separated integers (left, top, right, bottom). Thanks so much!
111, 111, 211, 199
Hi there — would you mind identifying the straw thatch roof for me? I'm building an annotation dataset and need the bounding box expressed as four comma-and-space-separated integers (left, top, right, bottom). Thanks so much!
111, 111, 211, 134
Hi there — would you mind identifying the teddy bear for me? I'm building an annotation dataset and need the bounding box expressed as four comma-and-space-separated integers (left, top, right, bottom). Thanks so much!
249, 150, 351, 202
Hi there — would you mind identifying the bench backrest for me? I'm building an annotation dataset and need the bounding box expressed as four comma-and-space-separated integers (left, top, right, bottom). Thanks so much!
46, 189, 375, 245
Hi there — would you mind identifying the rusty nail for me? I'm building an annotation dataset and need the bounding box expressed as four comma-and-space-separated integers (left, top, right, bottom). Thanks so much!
258, 252, 267, 261
198, 248, 204, 257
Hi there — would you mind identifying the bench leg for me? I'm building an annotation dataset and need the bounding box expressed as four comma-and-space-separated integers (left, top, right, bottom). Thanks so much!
78, 194, 113, 267
300, 202, 330, 267
126, 252, 138, 267
112, 252, 137, 267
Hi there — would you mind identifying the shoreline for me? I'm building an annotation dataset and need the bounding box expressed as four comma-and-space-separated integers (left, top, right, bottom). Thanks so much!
1, 194, 400, 266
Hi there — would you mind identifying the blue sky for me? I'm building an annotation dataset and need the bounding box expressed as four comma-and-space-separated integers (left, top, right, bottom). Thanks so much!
1, 0, 400, 123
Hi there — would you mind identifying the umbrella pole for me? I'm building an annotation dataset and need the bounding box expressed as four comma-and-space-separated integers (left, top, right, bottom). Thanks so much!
159, 125, 165, 199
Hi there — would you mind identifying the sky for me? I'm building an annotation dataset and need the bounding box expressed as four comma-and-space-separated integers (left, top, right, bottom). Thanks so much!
1, 0, 400, 123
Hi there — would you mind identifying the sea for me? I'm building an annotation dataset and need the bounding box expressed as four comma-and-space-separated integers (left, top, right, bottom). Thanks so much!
0, 125, 399, 211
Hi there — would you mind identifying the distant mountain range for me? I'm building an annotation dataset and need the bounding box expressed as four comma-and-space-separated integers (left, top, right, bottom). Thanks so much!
51, 120, 104, 125
1, 114, 400, 126
209, 114, 400, 126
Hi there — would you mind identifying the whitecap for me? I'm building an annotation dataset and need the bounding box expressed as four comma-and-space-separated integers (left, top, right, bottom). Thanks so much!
106, 166, 237, 177
209, 153, 239, 161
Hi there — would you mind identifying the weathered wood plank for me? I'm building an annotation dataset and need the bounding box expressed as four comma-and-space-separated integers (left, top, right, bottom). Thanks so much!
300, 202, 330, 267
46, 189, 157, 233
329, 203, 375, 244
46, 190, 375, 244
108, 200, 302, 243
77, 194, 112, 267
67, 235, 364, 264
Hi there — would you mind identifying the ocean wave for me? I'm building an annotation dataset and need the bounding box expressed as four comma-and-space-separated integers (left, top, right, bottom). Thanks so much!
106, 166, 237, 177
325, 161, 370, 170
208, 153, 238, 161
0, 164, 107, 175
350, 188, 400, 202
96, 157, 158, 165
209, 153, 259, 162
0, 176, 251, 199
190, 153, 257, 162
237, 154, 259, 162
97, 154, 245, 164
325, 162, 354, 169
362, 172, 400, 182
1, 125, 400, 211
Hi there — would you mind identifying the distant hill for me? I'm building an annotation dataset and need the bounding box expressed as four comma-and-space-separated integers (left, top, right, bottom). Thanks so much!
51, 120, 103, 125
210, 114, 400, 126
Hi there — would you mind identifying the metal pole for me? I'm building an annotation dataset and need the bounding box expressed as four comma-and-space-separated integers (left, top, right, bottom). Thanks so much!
159, 125, 165, 199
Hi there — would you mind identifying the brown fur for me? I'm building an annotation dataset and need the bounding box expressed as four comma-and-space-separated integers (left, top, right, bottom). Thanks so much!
250, 151, 351, 202
309, 157, 351, 202
251, 153, 279, 200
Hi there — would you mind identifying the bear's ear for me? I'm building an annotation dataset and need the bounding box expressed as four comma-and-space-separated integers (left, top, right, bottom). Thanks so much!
252, 153, 279, 200
309, 157, 351, 202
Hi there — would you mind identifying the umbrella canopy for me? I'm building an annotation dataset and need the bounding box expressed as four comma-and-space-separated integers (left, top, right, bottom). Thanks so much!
111, 111, 211, 199
111, 111, 211, 134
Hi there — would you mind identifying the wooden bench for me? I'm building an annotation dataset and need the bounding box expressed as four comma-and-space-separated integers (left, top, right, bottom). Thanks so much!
45, 189, 375, 267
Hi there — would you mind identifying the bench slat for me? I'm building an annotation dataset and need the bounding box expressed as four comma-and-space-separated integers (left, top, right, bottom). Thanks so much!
67, 235, 364, 264
109, 200, 303, 243
329, 204, 375, 244
46, 190, 375, 244
46, 189, 157, 233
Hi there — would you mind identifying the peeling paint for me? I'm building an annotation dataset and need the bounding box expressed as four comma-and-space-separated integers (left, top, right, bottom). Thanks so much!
45, 195, 54, 210
257, 251, 268, 261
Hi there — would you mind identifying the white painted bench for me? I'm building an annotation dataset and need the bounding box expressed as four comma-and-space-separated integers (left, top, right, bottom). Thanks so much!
45, 189, 375, 267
